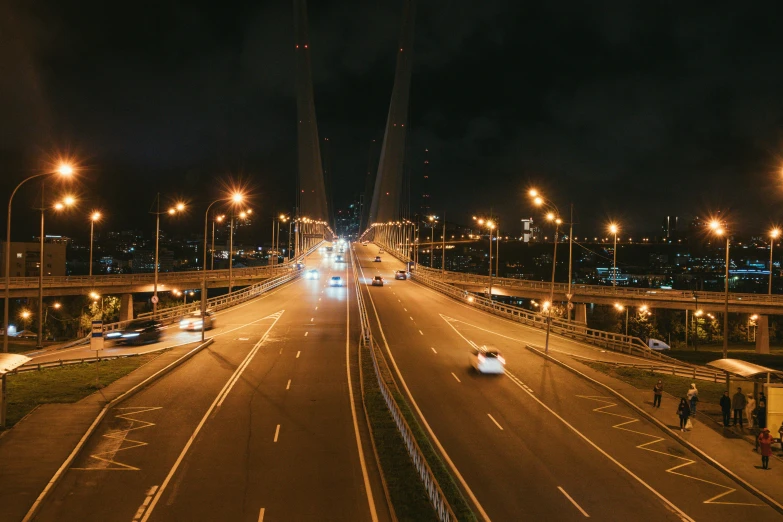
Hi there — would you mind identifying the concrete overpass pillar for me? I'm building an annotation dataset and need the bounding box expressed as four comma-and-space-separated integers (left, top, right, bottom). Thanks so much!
575, 303, 587, 325
755, 315, 770, 354
120, 294, 134, 322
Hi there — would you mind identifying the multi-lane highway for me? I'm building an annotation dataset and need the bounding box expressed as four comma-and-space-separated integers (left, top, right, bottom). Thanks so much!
32, 248, 383, 522
354, 245, 778, 521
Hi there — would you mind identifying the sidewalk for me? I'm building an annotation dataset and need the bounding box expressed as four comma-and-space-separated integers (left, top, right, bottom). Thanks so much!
0, 341, 204, 522
564, 355, 783, 506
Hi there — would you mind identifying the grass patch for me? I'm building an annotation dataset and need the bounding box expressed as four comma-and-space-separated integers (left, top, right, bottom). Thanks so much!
583, 362, 727, 404
4, 354, 158, 427
360, 343, 438, 522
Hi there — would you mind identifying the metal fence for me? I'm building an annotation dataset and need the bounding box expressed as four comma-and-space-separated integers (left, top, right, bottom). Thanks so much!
562, 351, 727, 383
350, 247, 456, 522
12, 354, 142, 374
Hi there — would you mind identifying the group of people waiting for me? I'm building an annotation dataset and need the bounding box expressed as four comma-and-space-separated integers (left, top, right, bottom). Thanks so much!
655, 380, 782, 470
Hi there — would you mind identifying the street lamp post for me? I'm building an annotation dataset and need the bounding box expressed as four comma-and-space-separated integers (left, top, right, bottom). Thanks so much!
615, 303, 629, 337
89, 211, 102, 277
709, 220, 730, 359
2, 163, 73, 427
202, 192, 244, 341
609, 223, 619, 291
211, 215, 224, 271
769, 228, 780, 295
151, 195, 185, 316
544, 214, 562, 354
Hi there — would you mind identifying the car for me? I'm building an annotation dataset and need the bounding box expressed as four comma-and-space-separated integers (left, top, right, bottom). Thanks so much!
305, 269, 320, 280
15, 330, 37, 340
294, 262, 305, 269
374, 256, 382, 262
470, 346, 505, 374
329, 276, 343, 287
108, 319, 162, 345
179, 310, 215, 331
395, 270, 407, 280
335, 255, 345, 263
371, 276, 384, 286
362, 242, 368, 246
379, 249, 385, 254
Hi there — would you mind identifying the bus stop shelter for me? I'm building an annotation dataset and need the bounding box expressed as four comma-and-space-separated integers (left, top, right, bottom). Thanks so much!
0, 353, 32, 428
706, 358, 783, 434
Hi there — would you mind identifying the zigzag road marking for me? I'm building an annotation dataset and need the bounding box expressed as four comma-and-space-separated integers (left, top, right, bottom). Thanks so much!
72, 406, 162, 471
577, 395, 763, 506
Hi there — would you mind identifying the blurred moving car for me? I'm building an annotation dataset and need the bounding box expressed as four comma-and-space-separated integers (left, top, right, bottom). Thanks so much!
108, 319, 163, 345
395, 270, 407, 280
371, 276, 384, 286
470, 346, 505, 374
179, 311, 215, 331
335, 255, 345, 263
329, 276, 343, 287
379, 249, 385, 254
305, 269, 320, 280
374, 256, 382, 262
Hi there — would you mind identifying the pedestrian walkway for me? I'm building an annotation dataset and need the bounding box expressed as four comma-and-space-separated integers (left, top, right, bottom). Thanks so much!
564, 355, 783, 505
0, 340, 204, 522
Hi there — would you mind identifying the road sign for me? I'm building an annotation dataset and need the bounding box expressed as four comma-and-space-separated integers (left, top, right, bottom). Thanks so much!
567, 302, 574, 310
151, 295, 159, 304
565, 293, 573, 301
90, 320, 104, 351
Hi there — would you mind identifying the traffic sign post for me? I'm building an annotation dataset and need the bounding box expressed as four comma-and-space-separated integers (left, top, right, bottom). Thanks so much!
151, 295, 159, 305
91, 320, 104, 389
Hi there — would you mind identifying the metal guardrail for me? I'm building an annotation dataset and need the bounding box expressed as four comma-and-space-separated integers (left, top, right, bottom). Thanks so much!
564, 351, 727, 383
12, 354, 140, 374
351, 247, 456, 522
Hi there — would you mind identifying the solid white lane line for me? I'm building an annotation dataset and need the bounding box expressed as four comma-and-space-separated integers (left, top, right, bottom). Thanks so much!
451, 372, 461, 383
345, 255, 379, 522
286, 379, 291, 390
140, 311, 285, 522
487, 413, 504, 430
296, 351, 301, 358
357, 261, 491, 522
431, 347, 437, 354
304, 332, 309, 337
258, 508, 265, 522
558, 487, 590, 517
274, 424, 280, 442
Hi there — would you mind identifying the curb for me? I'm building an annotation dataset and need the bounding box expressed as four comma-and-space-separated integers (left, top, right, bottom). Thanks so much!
524, 344, 783, 516
21, 338, 215, 522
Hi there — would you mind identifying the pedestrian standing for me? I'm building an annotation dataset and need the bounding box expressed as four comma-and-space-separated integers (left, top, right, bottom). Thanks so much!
677, 398, 691, 432
653, 380, 663, 408
719, 391, 732, 427
778, 421, 783, 455
758, 428, 773, 470
732, 387, 747, 427
687, 383, 699, 416
745, 394, 756, 428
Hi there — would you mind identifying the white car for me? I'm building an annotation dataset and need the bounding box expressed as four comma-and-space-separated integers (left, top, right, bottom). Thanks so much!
329, 276, 343, 287
470, 346, 505, 374
305, 269, 320, 280
179, 311, 215, 331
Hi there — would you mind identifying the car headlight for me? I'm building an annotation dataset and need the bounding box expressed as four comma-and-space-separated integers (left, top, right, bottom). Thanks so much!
122, 332, 140, 338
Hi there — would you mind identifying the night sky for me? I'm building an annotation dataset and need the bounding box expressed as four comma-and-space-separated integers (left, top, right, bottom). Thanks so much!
3, 1, 783, 242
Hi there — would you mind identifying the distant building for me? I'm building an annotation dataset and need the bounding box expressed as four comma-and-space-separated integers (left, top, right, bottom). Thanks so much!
662, 216, 678, 241
0, 242, 67, 277
521, 218, 534, 243
420, 148, 431, 218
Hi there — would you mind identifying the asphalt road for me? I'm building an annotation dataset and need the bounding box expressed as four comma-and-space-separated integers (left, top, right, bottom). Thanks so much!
355, 245, 779, 521
32, 247, 381, 522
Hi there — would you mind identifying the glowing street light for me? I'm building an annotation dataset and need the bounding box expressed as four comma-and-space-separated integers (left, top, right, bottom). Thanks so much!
608, 222, 620, 291
152, 195, 186, 315
769, 228, 780, 295
89, 211, 102, 277
708, 217, 730, 359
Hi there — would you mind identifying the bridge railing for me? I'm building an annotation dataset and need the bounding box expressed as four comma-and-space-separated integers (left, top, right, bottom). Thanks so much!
102, 240, 326, 333
350, 247, 457, 522
411, 270, 681, 362
1, 258, 296, 290
413, 265, 783, 307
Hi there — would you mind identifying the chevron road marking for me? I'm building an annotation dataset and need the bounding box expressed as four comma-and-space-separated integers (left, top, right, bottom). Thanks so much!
576, 395, 764, 506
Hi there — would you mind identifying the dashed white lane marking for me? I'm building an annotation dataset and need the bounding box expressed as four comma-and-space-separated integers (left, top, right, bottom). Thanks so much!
398, 299, 401, 302
315, 306, 318, 310
274, 424, 280, 442
286, 379, 291, 390
558, 487, 590, 517
310, 317, 314, 322
258, 507, 265, 522
431, 347, 437, 354
318, 298, 321, 301
238, 337, 249, 341
296, 351, 301, 358
132, 485, 159, 521
451, 372, 461, 383
419, 330, 424, 335
487, 413, 504, 431
304, 332, 309, 337
409, 316, 414, 321
404, 307, 408, 311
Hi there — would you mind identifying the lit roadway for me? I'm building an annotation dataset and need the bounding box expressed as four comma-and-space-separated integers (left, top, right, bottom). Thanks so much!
32, 249, 381, 522
354, 245, 777, 521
